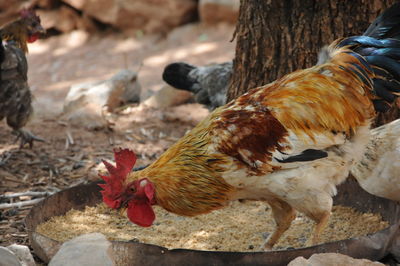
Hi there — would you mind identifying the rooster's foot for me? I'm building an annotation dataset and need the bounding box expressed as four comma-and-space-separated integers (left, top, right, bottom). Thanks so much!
13, 129, 45, 148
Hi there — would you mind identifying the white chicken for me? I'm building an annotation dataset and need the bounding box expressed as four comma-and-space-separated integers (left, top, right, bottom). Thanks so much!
351, 119, 400, 201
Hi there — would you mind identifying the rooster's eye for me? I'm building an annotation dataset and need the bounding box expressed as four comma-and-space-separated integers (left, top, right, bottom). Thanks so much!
129, 187, 136, 193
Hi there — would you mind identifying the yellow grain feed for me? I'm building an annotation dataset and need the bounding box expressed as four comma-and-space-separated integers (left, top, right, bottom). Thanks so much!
36, 201, 388, 251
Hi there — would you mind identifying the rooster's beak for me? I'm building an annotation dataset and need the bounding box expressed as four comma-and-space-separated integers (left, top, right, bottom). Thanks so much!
36, 25, 46, 35
119, 207, 126, 216
118, 193, 135, 210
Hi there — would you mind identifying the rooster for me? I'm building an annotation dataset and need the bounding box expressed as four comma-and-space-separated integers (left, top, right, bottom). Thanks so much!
0, 9, 45, 148
162, 61, 232, 110
100, 4, 400, 250
0, 9, 45, 53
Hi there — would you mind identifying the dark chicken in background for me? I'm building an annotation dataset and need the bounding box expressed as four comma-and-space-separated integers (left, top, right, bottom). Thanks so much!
162, 61, 232, 110
0, 9, 45, 148
101, 4, 400, 250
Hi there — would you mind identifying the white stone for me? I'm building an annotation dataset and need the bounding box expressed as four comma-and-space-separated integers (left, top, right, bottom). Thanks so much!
390, 231, 400, 261
288, 253, 384, 266
0, 246, 21, 266
62, 69, 140, 129
49, 233, 114, 266
6, 244, 35, 266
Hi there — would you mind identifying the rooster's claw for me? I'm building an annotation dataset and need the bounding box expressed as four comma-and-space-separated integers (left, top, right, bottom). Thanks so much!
13, 129, 45, 148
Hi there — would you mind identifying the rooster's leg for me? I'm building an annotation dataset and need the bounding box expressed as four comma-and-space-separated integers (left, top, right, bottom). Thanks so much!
13, 128, 45, 148
306, 211, 330, 246
286, 189, 333, 247
263, 199, 296, 250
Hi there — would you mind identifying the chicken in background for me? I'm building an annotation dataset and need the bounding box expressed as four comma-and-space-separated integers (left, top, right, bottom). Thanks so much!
100, 4, 400, 250
0, 9, 45, 148
351, 119, 400, 202
162, 61, 232, 110
0, 9, 45, 53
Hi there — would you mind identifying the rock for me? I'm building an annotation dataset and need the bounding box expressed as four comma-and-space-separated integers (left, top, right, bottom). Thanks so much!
288, 253, 384, 266
36, 1, 97, 32
62, 0, 197, 34
3, 0, 197, 34
390, 231, 400, 261
199, 0, 240, 25
49, 233, 115, 266
33, 0, 59, 9
75, 13, 98, 33
61, 103, 108, 130
62, 69, 141, 129
37, 6, 81, 33
0, 1, 31, 27
0, 246, 21, 266
6, 244, 35, 266
141, 85, 192, 109
61, 0, 85, 9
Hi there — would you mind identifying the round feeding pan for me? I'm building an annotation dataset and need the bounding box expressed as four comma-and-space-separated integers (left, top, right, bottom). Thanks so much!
26, 178, 400, 266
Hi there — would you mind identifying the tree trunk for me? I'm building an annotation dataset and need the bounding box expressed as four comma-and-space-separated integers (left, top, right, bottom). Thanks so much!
228, 0, 396, 100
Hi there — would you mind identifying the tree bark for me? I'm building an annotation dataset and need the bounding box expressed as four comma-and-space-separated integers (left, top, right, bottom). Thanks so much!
228, 0, 396, 100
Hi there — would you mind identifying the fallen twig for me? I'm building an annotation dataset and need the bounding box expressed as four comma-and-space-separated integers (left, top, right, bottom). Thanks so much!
65, 129, 74, 149
10, 233, 28, 237
57, 120, 68, 126
0, 198, 44, 209
0, 152, 12, 166
3, 176, 26, 184
67, 130, 74, 144
1, 191, 52, 199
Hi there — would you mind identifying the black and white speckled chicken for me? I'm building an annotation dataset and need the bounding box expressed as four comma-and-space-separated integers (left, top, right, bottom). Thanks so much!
0, 9, 45, 148
162, 61, 232, 110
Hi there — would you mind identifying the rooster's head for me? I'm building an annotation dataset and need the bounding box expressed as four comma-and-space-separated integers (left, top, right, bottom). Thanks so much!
99, 148, 156, 227
20, 8, 46, 43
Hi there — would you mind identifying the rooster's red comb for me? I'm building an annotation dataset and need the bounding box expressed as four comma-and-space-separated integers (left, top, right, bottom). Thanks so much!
98, 148, 137, 209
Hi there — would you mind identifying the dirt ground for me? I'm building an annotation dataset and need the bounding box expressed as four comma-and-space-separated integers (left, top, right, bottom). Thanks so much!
0, 22, 235, 254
